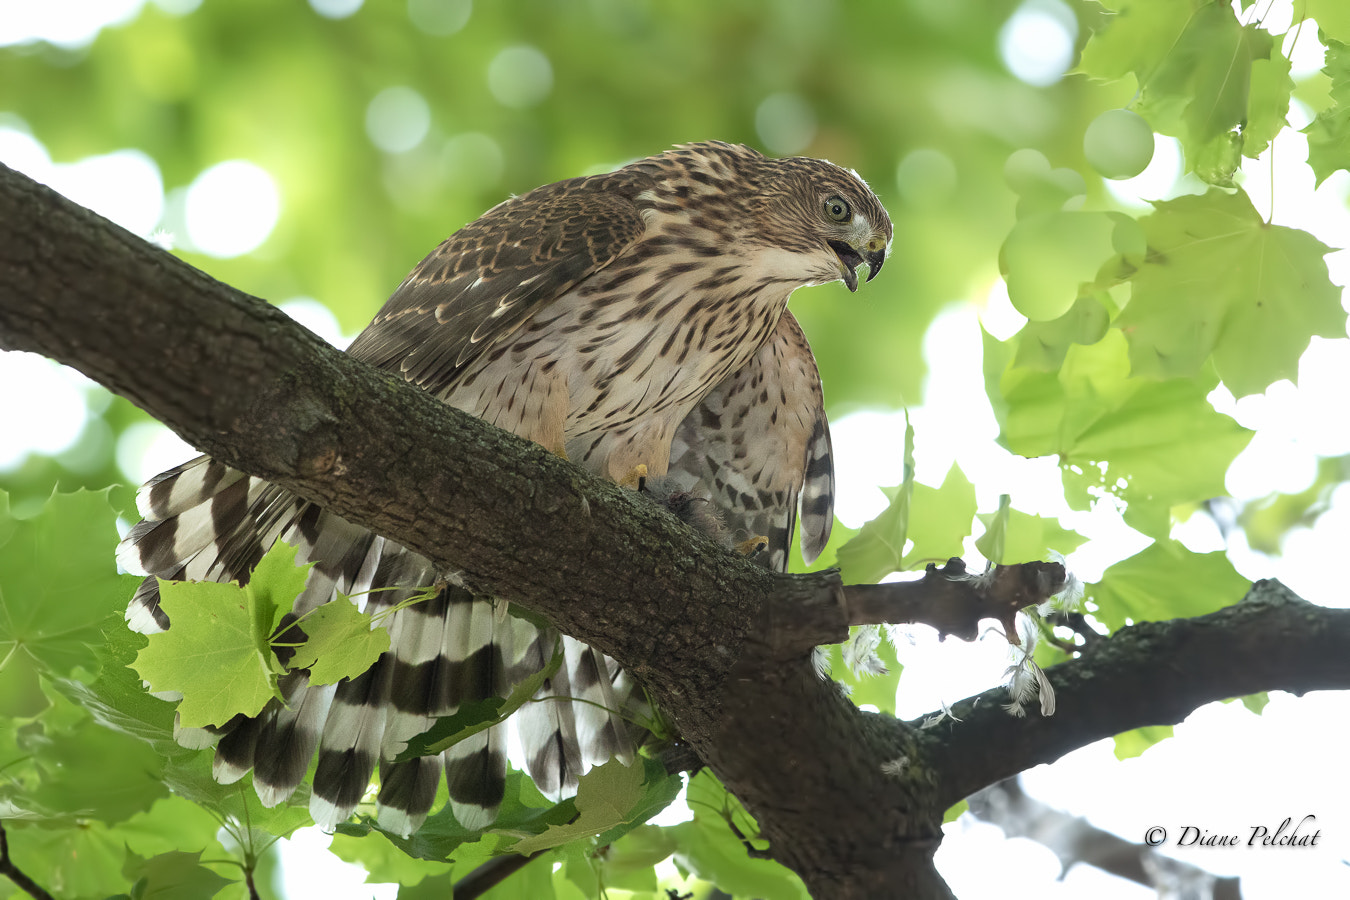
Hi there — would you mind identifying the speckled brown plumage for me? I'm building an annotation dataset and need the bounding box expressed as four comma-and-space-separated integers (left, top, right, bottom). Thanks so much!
119, 141, 891, 837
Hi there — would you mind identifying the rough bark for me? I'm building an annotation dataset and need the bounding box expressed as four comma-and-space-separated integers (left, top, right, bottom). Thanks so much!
3, 161, 1348, 899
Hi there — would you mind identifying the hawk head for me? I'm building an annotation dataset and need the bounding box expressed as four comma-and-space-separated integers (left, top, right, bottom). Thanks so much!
639, 142, 893, 293
763, 155, 892, 292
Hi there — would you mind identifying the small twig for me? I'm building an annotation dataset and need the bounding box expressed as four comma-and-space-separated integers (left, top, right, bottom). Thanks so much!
1044, 611, 1102, 652
0, 822, 55, 900
245, 864, 261, 900
453, 852, 541, 900
725, 817, 773, 860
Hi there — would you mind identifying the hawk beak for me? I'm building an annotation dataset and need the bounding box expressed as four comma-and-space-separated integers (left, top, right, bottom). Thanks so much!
829, 240, 887, 293
829, 240, 863, 293
864, 245, 886, 283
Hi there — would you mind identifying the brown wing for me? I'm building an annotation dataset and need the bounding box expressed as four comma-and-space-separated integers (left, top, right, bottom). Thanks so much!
345, 169, 653, 396
667, 310, 835, 573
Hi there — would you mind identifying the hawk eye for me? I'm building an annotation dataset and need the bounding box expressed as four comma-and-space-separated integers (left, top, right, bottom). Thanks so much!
824, 195, 851, 223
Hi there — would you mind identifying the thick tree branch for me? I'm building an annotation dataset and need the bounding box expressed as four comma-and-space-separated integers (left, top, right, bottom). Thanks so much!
929, 580, 1350, 807
5, 160, 1349, 898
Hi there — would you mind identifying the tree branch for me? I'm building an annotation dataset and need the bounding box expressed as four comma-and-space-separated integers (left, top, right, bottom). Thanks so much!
5, 160, 1349, 898
929, 580, 1350, 807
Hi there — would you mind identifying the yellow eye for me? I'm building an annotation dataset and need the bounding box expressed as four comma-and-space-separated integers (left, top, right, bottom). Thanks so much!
824, 195, 851, 223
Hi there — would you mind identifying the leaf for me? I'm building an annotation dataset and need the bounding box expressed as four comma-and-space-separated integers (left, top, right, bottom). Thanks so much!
901, 464, 976, 568
1304, 37, 1350, 185
132, 579, 282, 728
1245, 47, 1294, 158
123, 849, 234, 900
131, 542, 310, 728
1301, 0, 1350, 45
1117, 190, 1344, 397
1241, 692, 1270, 715
161, 750, 314, 841
991, 330, 1252, 538
599, 825, 678, 891
52, 627, 181, 756
511, 758, 647, 855
999, 211, 1120, 321
334, 771, 573, 862
670, 772, 810, 900
835, 417, 915, 584
592, 756, 684, 848
1011, 296, 1111, 371
1114, 724, 1174, 759
976, 503, 1088, 565
1089, 539, 1251, 631
1080, 1, 1275, 180
250, 540, 313, 643
22, 700, 168, 824
284, 594, 389, 686
0, 489, 138, 715
4, 817, 134, 897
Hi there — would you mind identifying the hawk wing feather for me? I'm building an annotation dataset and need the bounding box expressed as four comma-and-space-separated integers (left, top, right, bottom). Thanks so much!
346, 173, 651, 396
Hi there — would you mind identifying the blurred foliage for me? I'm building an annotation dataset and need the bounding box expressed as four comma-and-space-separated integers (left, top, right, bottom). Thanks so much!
3, 0, 1350, 897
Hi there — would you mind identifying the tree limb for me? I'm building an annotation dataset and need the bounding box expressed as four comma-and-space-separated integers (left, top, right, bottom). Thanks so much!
929, 580, 1350, 807
4, 160, 1349, 898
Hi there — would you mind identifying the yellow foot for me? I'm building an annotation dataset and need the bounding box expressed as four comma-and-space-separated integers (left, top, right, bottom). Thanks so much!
618, 464, 648, 490
735, 535, 769, 557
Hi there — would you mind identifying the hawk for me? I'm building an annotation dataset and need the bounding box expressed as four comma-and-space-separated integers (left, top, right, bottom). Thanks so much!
119, 141, 891, 836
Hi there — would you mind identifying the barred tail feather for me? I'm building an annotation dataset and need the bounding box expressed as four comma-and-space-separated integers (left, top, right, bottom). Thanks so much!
119, 453, 650, 834
798, 413, 835, 565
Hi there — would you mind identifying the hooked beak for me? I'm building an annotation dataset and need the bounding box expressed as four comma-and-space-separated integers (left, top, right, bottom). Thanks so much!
829, 240, 887, 293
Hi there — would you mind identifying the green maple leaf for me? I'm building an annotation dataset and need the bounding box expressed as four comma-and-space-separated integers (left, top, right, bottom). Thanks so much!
1304, 37, 1350, 185
976, 501, 1087, 565
902, 464, 976, 568
1089, 538, 1251, 630
1300, 0, 1350, 45
1012, 296, 1111, 371
835, 416, 915, 584
285, 594, 389, 686
1245, 47, 1294, 158
131, 543, 309, 728
0, 489, 137, 716
990, 330, 1252, 538
1116, 189, 1344, 396
1080, 1, 1277, 181
510, 758, 647, 855
123, 849, 234, 900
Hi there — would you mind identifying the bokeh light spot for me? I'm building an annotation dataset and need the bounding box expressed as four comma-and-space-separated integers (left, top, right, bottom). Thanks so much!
0, 352, 90, 470
408, 0, 471, 35
896, 148, 958, 208
999, 0, 1077, 87
443, 132, 505, 187
308, 0, 363, 19
53, 150, 164, 236
0, 0, 143, 48
184, 160, 280, 258
366, 86, 432, 154
487, 45, 554, 108
754, 93, 817, 155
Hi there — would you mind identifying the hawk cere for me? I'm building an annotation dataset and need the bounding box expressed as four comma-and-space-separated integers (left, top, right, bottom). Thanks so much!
119, 141, 892, 836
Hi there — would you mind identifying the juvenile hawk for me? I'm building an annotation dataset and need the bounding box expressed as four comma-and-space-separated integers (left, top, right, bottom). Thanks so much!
119, 141, 891, 836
